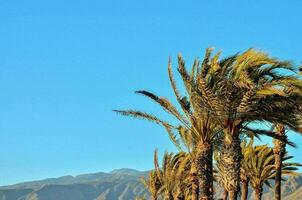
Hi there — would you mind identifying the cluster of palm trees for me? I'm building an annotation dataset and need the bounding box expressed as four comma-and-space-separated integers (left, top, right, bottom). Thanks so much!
115, 48, 302, 200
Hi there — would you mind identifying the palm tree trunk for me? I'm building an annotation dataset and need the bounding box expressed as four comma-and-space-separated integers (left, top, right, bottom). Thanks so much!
241, 179, 249, 200
196, 141, 213, 200
254, 187, 263, 200
220, 135, 242, 200
273, 124, 286, 200
190, 163, 199, 200
222, 189, 228, 200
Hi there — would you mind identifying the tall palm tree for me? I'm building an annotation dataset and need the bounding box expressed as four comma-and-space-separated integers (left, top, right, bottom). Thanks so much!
243, 144, 301, 200
272, 75, 302, 200
114, 51, 223, 200
199, 49, 302, 200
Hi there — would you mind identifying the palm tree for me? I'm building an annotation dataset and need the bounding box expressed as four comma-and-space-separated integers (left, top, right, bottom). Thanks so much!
141, 170, 161, 200
272, 75, 302, 200
114, 51, 223, 200
172, 154, 191, 200
153, 150, 188, 200
199, 49, 302, 200
243, 144, 301, 200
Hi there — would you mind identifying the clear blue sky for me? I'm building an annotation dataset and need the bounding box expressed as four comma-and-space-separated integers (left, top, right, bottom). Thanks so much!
0, 0, 302, 185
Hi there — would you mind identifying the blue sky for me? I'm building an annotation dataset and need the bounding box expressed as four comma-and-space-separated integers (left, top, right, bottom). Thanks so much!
0, 0, 302, 185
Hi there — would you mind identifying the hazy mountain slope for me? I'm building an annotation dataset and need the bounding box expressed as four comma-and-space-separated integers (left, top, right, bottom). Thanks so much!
1, 172, 110, 190
21, 180, 147, 200
0, 169, 148, 200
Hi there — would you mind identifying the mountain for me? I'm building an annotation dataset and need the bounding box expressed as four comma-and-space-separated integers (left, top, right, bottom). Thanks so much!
0, 169, 302, 200
0, 169, 149, 200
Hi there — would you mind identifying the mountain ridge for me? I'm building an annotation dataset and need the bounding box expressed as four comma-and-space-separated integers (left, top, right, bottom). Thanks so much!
1, 168, 147, 190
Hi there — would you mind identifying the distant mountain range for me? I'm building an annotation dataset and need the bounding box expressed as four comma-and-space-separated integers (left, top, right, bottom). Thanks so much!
0, 169, 149, 200
0, 169, 302, 200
